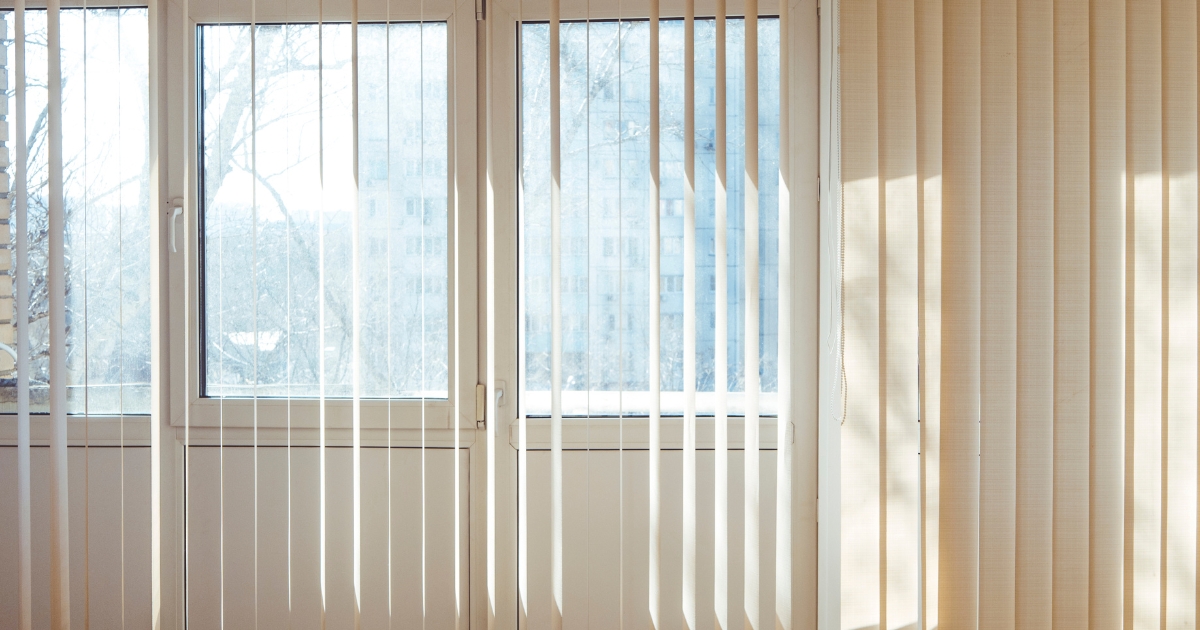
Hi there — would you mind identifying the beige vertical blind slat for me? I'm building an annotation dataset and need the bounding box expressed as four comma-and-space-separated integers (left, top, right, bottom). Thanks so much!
939, 0, 981, 627
549, 0, 564, 626
1051, 1, 1092, 625
1015, 0, 1055, 627
839, 0, 880, 627
1087, 0, 1126, 625
1162, 0, 1198, 626
878, 1, 921, 628
914, 0, 942, 626
14, 2, 32, 629
978, 0, 1016, 626
47, 0, 71, 626
1127, 1, 1162, 627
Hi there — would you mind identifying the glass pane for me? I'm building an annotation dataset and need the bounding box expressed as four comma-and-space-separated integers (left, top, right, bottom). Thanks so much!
519, 18, 780, 417
200, 22, 450, 399
0, 9, 152, 415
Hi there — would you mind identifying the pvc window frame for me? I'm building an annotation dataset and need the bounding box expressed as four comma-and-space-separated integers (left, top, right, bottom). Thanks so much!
165, 0, 480, 441
490, 0, 812, 443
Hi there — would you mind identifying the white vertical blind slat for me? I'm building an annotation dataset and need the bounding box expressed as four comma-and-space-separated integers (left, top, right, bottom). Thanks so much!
250, 0, 261, 627
516, 7, 529, 628
549, 0, 565, 626
648, 0, 662, 626
46, 0, 71, 626
14, 2, 32, 629
318, 1, 329, 626
713, 4, 729, 628
682, 1, 697, 628
775, 0, 792, 627
616, 2, 625, 627
350, 0, 363, 627
283, 5, 293, 627
743, 3, 760, 628
113, 5, 122, 628
182, 0, 192, 624
485, 0, 501, 622
421, 5, 431, 628
446, 1, 461, 626
148, 0, 168, 624
215, 4, 228, 629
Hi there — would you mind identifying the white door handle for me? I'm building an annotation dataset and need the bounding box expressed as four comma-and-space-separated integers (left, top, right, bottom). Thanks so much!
169, 200, 183, 253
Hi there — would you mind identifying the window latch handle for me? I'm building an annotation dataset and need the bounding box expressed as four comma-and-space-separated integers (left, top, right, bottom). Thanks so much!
169, 199, 183, 254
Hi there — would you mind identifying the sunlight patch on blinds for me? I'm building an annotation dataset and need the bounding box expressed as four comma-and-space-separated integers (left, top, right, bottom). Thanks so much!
837, 0, 1200, 626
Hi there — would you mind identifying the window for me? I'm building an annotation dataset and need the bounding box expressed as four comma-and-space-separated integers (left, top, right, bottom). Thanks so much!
520, 17, 781, 417
662, 236, 683, 255
199, 21, 450, 399
0, 8, 151, 415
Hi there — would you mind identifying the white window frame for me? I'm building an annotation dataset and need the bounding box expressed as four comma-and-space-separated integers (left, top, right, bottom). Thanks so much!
494, 0, 805, 441
165, 0, 480, 441
0, 2, 158, 438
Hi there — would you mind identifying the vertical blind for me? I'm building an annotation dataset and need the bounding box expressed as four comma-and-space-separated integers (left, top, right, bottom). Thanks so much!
7, 3, 153, 628
4, 0, 805, 627
516, 0, 794, 627
840, 0, 1196, 627
187, 0, 466, 626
